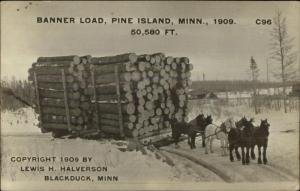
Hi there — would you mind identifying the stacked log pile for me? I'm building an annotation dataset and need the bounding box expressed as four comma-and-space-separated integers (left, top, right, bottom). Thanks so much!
87, 53, 193, 138
28, 53, 193, 139
28, 55, 93, 132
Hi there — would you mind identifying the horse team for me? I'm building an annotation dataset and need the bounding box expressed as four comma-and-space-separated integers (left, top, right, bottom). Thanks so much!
171, 114, 270, 165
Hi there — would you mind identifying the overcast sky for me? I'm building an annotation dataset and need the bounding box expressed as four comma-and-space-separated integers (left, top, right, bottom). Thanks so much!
1, 1, 299, 81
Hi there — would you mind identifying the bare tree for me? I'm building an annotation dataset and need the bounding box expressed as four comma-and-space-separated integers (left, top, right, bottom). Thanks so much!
250, 56, 260, 114
269, 10, 298, 113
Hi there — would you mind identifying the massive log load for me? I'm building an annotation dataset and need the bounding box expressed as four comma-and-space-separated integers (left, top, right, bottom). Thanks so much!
28, 53, 193, 140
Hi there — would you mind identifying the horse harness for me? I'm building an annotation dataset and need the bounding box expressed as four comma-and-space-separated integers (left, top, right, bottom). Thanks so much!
205, 123, 228, 140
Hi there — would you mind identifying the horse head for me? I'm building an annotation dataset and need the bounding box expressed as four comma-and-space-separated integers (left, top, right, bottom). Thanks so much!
205, 115, 213, 125
196, 114, 205, 125
224, 117, 236, 132
260, 119, 270, 131
236, 116, 247, 129
241, 118, 255, 137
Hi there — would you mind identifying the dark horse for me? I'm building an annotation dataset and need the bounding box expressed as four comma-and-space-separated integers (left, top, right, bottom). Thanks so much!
228, 117, 256, 165
253, 119, 270, 164
171, 114, 212, 149
188, 115, 212, 149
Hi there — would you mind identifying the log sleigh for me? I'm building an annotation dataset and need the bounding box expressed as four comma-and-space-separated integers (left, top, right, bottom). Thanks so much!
28, 53, 193, 140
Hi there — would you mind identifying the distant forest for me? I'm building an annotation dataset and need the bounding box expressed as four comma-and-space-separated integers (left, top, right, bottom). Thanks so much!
190, 80, 298, 93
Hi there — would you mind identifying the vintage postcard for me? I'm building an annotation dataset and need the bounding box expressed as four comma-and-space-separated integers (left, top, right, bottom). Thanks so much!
1, 1, 299, 191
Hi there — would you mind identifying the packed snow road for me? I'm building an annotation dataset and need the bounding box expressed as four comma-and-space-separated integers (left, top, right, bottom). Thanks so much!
160, 140, 297, 183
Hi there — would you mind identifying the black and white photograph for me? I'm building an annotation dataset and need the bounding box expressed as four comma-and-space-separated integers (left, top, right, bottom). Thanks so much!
1, 1, 299, 190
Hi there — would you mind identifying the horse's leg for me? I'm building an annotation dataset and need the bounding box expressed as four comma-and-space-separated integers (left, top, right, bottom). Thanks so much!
174, 134, 180, 148
257, 145, 262, 164
229, 144, 234, 162
210, 137, 214, 153
202, 133, 206, 147
241, 146, 245, 165
225, 138, 229, 156
235, 146, 241, 161
187, 134, 191, 146
251, 144, 256, 160
246, 146, 250, 164
192, 133, 196, 149
221, 139, 225, 156
263, 145, 268, 164
205, 137, 209, 154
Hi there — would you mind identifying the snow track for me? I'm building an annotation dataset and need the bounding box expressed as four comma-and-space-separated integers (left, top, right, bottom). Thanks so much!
160, 148, 231, 182
160, 143, 298, 182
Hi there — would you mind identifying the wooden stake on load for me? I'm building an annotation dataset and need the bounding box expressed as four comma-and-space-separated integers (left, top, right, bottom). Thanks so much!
61, 69, 71, 131
115, 65, 124, 138
33, 72, 43, 126
91, 69, 100, 131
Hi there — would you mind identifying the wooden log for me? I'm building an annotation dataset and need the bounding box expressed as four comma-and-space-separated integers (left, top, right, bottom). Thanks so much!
37, 55, 80, 65
128, 122, 134, 129
129, 115, 136, 123
138, 54, 151, 62
90, 62, 128, 75
77, 63, 86, 71
146, 93, 153, 100
100, 118, 129, 127
38, 82, 79, 91
40, 89, 80, 100
81, 55, 92, 63
137, 81, 146, 90
80, 102, 91, 110
96, 94, 121, 101
131, 71, 141, 81
90, 53, 138, 65
42, 115, 84, 125
138, 62, 147, 71
35, 74, 74, 83
181, 57, 189, 64
145, 101, 153, 110
97, 103, 131, 114
87, 85, 126, 97
150, 57, 156, 64
175, 57, 181, 64
125, 92, 133, 102
146, 86, 152, 93
138, 105, 145, 113
42, 107, 81, 116
152, 74, 160, 84
42, 123, 80, 130
29, 65, 73, 75
32, 61, 76, 68
165, 65, 171, 72
41, 98, 80, 108
138, 98, 146, 105
144, 78, 150, 86
171, 62, 177, 70
100, 113, 129, 121
89, 73, 129, 84
187, 63, 193, 71
166, 57, 174, 65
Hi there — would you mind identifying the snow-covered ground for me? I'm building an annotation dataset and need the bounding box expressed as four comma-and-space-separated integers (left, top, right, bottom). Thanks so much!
1, 108, 199, 187
1, 103, 299, 190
